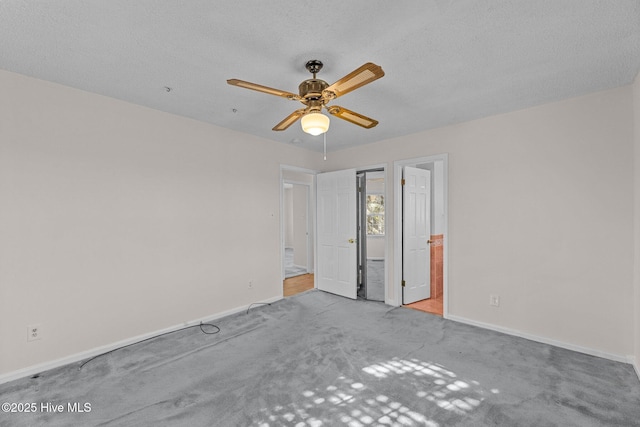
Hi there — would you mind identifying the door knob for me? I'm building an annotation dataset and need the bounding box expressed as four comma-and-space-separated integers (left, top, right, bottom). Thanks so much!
427, 240, 433, 244
348, 239, 355, 244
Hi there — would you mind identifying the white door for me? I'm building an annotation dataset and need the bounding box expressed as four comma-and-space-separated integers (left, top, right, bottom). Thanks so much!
403, 166, 431, 304
317, 169, 357, 299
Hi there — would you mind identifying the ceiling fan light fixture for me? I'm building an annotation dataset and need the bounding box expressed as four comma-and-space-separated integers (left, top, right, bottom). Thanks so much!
301, 112, 330, 136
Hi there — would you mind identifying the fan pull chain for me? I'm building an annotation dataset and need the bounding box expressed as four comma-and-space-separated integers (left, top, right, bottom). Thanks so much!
323, 132, 327, 160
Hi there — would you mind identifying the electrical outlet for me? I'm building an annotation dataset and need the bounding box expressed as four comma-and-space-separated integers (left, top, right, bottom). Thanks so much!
248, 280, 253, 290
490, 295, 500, 307
27, 324, 42, 342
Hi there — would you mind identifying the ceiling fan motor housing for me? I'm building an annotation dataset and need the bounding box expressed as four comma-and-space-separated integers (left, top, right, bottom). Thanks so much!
299, 79, 329, 103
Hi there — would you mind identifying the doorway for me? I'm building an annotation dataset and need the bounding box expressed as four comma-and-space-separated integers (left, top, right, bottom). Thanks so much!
281, 167, 316, 297
283, 182, 310, 278
394, 155, 448, 317
356, 169, 386, 301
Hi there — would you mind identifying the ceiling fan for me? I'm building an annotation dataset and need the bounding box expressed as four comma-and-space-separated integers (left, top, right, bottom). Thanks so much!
227, 60, 384, 136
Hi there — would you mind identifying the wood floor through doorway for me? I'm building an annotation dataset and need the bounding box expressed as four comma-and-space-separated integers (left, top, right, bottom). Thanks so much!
404, 294, 444, 316
283, 273, 314, 297
283, 273, 443, 317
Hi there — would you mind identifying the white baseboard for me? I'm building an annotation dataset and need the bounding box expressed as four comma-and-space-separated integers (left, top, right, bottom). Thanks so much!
447, 314, 630, 364
632, 357, 640, 382
0, 296, 282, 385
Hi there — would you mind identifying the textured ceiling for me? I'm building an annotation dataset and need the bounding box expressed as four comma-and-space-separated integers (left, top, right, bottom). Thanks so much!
1, 1, 639, 152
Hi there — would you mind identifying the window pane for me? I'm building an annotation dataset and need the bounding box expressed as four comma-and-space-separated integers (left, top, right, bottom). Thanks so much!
367, 214, 384, 235
366, 194, 385, 235
366, 195, 384, 214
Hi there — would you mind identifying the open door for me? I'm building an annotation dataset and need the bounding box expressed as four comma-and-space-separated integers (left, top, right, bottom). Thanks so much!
317, 169, 357, 299
402, 166, 431, 304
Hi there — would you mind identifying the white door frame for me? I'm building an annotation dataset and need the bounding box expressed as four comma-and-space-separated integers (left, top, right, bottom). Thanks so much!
393, 154, 449, 317
280, 165, 318, 291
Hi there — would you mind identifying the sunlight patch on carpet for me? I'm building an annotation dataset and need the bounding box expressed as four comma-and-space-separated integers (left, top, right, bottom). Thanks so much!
256, 357, 492, 426
362, 358, 489, 418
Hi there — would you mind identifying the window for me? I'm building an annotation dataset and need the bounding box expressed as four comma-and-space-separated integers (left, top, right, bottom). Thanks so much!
366, 194, 385, 235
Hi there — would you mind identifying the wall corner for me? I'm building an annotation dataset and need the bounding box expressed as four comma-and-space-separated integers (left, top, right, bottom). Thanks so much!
633, 71, 640, 379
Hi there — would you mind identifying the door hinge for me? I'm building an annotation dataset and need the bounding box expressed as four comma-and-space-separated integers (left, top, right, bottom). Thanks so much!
401, 280, 406, 287
401, 179, 405, 186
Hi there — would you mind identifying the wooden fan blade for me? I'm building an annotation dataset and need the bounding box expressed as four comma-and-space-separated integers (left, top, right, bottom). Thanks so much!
327, 106, 379, 129
227, 79, 300, 100
273, 109, 306, 131
323, 63, 384, 99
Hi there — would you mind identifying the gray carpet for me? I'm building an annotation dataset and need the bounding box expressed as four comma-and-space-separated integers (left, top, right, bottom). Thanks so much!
1, 290, 639, 426
285, 247, 307, 278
